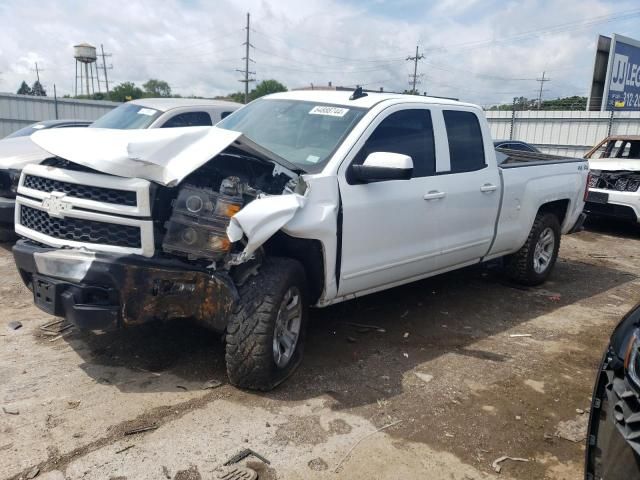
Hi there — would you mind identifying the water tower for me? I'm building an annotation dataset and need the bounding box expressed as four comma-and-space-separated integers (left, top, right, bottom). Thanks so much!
74, 43, 99, 96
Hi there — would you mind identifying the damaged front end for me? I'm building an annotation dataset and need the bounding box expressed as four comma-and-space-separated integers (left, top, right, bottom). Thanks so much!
13, 127, 308, 332
589, 170, 640, 193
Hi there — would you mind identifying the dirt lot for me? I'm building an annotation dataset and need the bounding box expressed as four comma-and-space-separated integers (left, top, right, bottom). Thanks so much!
2, 219, 639, 480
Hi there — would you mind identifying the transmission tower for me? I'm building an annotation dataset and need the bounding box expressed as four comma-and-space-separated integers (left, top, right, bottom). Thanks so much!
236, 12, 255, 103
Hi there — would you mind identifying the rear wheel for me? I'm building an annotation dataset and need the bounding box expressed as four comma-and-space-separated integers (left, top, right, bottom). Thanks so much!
505, 212, 560, 286
225, 257, 308, 390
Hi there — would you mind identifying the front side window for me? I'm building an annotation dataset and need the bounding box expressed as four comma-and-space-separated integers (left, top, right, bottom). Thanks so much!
218, 99, 367, 172
353, 109, 436, 177
161, 111, 213, 128
443, 110, 486, 173
90, 103, 162, 130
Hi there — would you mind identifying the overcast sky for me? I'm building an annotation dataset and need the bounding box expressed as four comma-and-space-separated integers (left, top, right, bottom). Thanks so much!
0, 0, 638, 106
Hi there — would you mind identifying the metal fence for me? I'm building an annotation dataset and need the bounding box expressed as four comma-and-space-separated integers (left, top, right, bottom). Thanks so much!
485, 109, 640, 158
0, 92, 119, 138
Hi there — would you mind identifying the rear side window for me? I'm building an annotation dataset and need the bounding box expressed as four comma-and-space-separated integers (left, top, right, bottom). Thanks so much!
443, 110, 485, 173
354, 109, 436, 177
161, 111, 213, 128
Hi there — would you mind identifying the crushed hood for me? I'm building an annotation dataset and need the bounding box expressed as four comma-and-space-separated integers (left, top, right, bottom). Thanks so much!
31, 126, 300, 186
589, 158, 640, 172
0, 136, 54, 170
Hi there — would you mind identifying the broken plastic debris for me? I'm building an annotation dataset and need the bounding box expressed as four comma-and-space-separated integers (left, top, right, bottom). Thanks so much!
203, 379, 222, 390
414, 372, 434, 384
26, 466, 40, 479
124, 424, 158, 435
491, 455, 528, 473
7, 321, 22, 331
510, 333, 532, 338
403, 353, 409, 358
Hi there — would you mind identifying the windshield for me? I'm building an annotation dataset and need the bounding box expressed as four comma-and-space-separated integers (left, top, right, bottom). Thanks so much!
90, 103, 161, 129
218, 98, 367, 171
6, 123, 48, 138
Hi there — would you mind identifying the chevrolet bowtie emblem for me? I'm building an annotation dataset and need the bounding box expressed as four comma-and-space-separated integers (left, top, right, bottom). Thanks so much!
41, 192, 73, 218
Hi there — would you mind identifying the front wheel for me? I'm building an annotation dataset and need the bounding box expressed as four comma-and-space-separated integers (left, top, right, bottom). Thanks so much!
504, 212, 561, 286
225, 257, 308, 390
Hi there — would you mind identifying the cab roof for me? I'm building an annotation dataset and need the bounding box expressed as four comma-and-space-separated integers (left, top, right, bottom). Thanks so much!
129, 97, 242, 112
265, 90, 479, 110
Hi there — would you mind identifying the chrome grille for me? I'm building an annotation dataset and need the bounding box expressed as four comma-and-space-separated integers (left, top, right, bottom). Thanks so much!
23, 174, 137, 206
20, 205, 141, 248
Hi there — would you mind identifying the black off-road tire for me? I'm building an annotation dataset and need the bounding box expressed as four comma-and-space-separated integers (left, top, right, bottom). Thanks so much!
504, 212, 561, 286
225, 257, 308, 391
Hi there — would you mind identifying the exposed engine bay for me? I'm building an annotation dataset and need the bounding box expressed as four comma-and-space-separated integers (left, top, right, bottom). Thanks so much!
156, 148, 301, 269
589, 170, 640, 192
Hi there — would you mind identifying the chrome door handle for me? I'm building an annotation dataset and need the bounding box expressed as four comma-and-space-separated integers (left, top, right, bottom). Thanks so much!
423, 191, 446, 200
480, 184, 498, 193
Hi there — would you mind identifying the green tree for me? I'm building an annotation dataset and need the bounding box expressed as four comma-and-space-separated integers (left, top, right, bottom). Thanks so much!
31, 80, 47, 96
17, 81, 32, 95
248, 79, 287, 101
143, 79, 172, 97
110, 82, 145, 102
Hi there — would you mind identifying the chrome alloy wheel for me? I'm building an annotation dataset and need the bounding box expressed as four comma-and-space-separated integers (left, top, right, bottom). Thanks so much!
272, 286, 302, 368
533, 227, 555, 274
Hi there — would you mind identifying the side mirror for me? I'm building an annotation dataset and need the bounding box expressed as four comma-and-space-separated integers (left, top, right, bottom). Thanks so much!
350, 152, 413, 183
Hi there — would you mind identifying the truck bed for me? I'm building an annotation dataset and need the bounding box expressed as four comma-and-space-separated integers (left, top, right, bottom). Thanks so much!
496, 148, 583, 168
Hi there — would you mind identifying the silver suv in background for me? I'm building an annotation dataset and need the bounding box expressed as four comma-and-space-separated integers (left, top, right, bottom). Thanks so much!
0, 98, 242, 237
90, 98, 241, 130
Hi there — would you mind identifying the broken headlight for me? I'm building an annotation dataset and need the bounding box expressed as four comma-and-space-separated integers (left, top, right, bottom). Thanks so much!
162, 179, 244, 261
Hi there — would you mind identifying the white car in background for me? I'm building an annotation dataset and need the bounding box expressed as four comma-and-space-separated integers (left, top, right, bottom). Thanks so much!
0, 98, 241, 236
584, 135, 640, 224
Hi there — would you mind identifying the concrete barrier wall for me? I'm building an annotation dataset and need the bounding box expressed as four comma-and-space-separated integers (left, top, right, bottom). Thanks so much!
0, 92, 119, 138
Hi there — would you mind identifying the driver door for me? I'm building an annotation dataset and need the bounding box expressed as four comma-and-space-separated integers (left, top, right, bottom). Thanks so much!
337, 106, 444, 297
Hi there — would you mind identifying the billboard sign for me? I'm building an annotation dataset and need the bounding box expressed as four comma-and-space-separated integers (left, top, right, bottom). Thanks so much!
602, 34, 640, 111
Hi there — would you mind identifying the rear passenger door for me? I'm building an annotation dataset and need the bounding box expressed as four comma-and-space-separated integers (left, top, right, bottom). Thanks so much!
160, 111, 213, 128
431, 109, 501, 270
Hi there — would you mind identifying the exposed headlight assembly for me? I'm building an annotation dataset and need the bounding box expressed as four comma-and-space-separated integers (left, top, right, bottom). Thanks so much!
162, 178, 244, 261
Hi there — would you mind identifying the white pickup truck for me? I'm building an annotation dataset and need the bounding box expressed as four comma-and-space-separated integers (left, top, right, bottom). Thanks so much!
12, 90, 588, 390
584, 135, 640, 224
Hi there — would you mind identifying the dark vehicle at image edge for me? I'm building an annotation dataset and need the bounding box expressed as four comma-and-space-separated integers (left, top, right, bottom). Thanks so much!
586, 302, 640, 478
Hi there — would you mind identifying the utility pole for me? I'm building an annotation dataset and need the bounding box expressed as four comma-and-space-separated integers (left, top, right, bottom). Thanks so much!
536, 71, 550, 109
100, 44, 113, 97
34, 62, 40, 82
406, 45, 424, 94
236, 12, 255, 103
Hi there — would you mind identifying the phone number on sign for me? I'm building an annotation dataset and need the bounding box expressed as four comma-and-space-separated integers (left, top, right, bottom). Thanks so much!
622, 92, 640, 109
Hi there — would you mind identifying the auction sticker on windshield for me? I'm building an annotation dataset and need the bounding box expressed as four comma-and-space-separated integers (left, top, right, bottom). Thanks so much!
137, 108, 157, 116
309, 106, 350, 117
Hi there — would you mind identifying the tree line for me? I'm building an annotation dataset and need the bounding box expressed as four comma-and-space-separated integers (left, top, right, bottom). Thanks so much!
15, 77, 287, 104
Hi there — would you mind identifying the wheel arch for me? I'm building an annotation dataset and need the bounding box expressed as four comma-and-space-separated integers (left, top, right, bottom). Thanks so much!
537, 198, 570, 227
263, 232, 325, 305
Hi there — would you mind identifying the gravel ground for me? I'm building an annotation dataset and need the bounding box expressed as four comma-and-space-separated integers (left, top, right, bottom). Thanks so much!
1, 218, 639, 480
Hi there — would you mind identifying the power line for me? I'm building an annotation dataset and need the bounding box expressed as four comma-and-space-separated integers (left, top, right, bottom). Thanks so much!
236, 12, 255, 103
407, 45, 424, 93
436, 8, 640, 52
